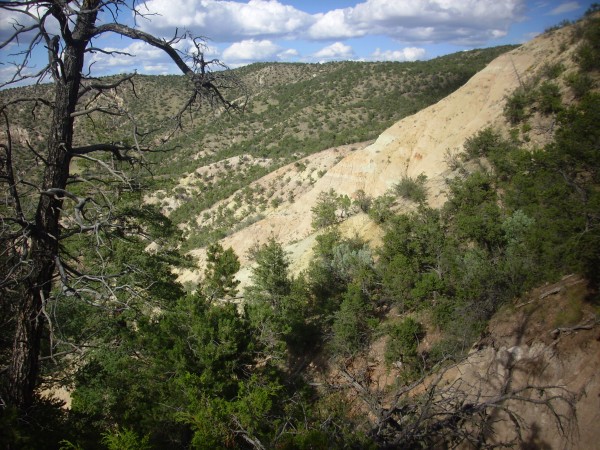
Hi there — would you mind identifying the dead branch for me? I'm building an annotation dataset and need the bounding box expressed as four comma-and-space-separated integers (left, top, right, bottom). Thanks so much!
550, 317, 599, 339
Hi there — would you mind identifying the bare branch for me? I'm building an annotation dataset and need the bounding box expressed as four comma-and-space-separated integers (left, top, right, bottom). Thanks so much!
0, 110, 24, 221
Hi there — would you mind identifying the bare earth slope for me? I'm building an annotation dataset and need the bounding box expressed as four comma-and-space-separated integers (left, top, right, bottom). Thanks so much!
179, 25, 575, 287
175, 24, 600, 448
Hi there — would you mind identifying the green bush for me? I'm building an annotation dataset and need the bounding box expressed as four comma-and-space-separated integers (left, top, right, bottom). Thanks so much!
565, 71, 593, 98
574, 17, 600, 71
537, 82, 562, 114
353, 189, 372, 212
311, 189, 353, 229
102, 428, 151, 450
394, 173, 428, 204
384, 318, 425, 371
368, 194, 395, 224
503, 87, 531, 124
331, 284, 373, 356
463, 127, 502, 159
540, 62, 565, 79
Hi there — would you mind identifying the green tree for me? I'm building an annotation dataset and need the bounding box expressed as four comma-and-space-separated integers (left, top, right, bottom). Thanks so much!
331, 284, 373, 356
70, 293, 255, 447
0, 0, 238, 414
378, 208, 448, 310
246, 238, 291, 309
368, 193, 396, 224
311, 189, 341, 229
384, 318, 425, 372
245, 239, 296, 356
503, 87, 531, 124
203, 243, 241, 300
537, 82, 562, 114
445, 172, 504, 251
353, 189, 373, 213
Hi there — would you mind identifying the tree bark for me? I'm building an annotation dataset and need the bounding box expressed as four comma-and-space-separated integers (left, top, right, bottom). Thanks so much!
6, 1, 98, 411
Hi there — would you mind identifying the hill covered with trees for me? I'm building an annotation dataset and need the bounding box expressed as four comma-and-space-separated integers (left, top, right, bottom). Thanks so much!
1, 3, 599, 449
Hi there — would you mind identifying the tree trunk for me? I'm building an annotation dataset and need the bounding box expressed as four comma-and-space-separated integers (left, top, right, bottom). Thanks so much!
6, 4, 97, 410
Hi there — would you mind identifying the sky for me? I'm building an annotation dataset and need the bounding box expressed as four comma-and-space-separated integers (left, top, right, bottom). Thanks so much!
0, 0, 596, 84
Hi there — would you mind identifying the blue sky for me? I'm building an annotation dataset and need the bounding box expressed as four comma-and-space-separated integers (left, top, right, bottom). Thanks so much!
0, 1, 595, 83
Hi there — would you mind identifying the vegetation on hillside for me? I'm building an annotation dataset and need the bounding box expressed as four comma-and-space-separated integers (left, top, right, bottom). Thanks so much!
2, 7, 600, 450
36, 86, 597, 447
0, 45, 515, 254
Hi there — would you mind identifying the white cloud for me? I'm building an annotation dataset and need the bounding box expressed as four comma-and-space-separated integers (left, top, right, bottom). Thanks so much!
222, 39, 294, 65
2, 0, 533, 80
0, 6, 61, 42
142, 63, 173, 74
357, 0, 525, 44
313, 42, 354, 60
372, 47, 426, 62
308, 9, 365, 40
139, 0, 313, 41
138, 0, 526, 46
548, 2, 580, 15
278, 48, 299, 60
87, 41, 173, 75
173, 38, 220, 59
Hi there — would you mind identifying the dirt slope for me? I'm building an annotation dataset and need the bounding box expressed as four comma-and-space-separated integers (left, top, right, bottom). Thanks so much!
463, 275, 600, 449
178, 26, 576, 288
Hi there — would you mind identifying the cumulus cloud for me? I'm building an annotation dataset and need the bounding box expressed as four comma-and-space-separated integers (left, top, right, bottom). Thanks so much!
0, 6, 60, 42
278, 48, 300, 60
138, 0, 313, 41
548, 2, 580, 15
313, 42, 354, 60
307, 9, 365, 40
372, 47, 426, 62
138, 0, 526, 46
342, 0, 525, 45
221, 39, 297, 65
2, 0, 533, 80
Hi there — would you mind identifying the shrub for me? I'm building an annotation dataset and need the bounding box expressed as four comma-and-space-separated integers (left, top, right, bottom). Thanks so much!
102, 428, 151, 450
503, 87, 531, 124
537, 82, 562, 115
463, 127, 502, 159
353, 189, 372, 213
368, 194, 395, 224
331, 284, 373, 356
443, 147, 463, 171
540, 62, 564, 79
311, 189, 339, 229
394, 173, 428, 204
573, 17, 600, 71
384, 318, 425, 370
565, 71, 593, 98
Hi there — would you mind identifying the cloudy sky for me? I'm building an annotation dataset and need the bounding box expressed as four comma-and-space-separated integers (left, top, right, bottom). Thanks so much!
0, 0, 595, 82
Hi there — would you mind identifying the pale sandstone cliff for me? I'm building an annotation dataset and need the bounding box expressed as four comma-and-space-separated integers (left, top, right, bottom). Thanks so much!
178, 25, 577, 287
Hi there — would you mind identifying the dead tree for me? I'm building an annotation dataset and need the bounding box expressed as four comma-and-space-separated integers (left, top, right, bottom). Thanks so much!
0, 0, 242, 412
332, 359, 576, 449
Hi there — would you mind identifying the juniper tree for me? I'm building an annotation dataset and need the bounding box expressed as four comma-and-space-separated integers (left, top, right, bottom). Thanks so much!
0, 0, 241, 412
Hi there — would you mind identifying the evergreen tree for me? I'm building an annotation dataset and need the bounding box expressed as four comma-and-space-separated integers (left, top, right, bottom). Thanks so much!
203, 243, 241, 300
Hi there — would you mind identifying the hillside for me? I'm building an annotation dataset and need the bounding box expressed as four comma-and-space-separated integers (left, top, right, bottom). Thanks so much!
0, 46, 514, 250
175, 20, 580, 286
172, 15, 600, 447
2, 8, 599, 449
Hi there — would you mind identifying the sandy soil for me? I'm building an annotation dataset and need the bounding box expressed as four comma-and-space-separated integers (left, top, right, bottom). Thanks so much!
179, 24, 578, 287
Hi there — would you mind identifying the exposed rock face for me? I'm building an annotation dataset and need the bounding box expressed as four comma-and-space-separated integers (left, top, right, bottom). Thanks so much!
448, 275, 600, 449
180, 25, 576, 287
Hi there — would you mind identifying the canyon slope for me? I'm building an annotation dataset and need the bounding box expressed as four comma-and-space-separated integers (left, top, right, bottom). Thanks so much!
179, 24, 576, 287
